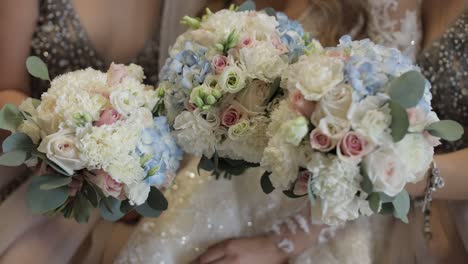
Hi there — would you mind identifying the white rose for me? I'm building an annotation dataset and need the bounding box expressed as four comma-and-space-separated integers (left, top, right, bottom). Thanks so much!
363, 147, 407, 196
282, 54, 344, 101
17, 120, 41, 144
319, 83, 352, 119
348, 95, 391, 143
124, 181, 150, 206
318, 116, 350, 140
396, 134, 434, 183
37, 129, 86, 175
110, 90, 143, 116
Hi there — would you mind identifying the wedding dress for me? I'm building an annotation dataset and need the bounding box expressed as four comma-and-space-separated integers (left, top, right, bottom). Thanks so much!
116, 1, 422, 263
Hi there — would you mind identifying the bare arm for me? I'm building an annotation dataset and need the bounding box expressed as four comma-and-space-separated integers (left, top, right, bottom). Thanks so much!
0, 0, 38, 108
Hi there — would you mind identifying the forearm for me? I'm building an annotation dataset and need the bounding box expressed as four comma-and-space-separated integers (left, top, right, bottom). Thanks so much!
406, 148, 468, 200
0, 89, 29, 108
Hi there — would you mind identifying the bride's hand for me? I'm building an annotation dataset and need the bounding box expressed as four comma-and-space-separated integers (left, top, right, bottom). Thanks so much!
192, 235, 287, 264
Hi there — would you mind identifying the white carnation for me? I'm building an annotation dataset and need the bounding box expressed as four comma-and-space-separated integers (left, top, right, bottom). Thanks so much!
124, 181, 150, 205
396, 134, 433, 183
239, 41, 287, 82
110, 78, 148, 116
282, 54, 344, 101
106, 154, 146, 185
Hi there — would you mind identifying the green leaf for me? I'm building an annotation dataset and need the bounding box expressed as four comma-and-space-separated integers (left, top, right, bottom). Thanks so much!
0, 150, 29, 166
260, 171, 275, 194
27, 176, 69, 214
198, 155, 215, 173
99, 196, 124, 221
73, 193, 92, 223
263, 7, 276, 16
360, 168, 373, 194
39, 174, 72, 190
307, 173, 316, 207
390, 101, 409, 142
32, 150, 73, 176
2, 133, 34, 153
237, 0, 256, 12
26, 56, 50, 81
368, 192, 381, 213
135, 202, 163, 218
380, 202, 394, 215
283, 189, 307, 199
379, 192, 395, 203
392, 190, 410, 224
0, 104, 24, 132
82, 183, 99, 207
426, 120, 464, 142
146, 187, 168, 211
120, 200, 134, 214
388, 71, 425, 108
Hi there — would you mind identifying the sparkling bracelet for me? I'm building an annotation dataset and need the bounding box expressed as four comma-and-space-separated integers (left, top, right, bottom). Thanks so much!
420, 161, 445, 240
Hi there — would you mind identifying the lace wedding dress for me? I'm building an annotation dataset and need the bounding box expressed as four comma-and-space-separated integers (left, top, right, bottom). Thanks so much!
116, 1, 422, 263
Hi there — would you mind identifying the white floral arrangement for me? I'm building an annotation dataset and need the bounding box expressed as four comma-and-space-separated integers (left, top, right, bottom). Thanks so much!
159, 2, 319, 177
260, 36, 463, 225
0, 57, 183, 222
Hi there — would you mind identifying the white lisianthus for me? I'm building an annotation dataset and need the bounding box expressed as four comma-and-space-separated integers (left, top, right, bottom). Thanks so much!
279, 116, 309, 146
362, 147, 408, 196
124, 181, 150, 206
318, 116, 350, 140
38, 129, 86, 175
227, 119, 252, 140
319, 83, 353, 119
348, 95, 391, 143
218, 65, 247, 93
36, 95, 61, 135
282, 54, 344, 101
396, 134, 433, 183
173, 111, 217, 158
239, 41, 287, 82
110, 90, 142, 116
311, 157, 361, 206
18, 120, 41, 144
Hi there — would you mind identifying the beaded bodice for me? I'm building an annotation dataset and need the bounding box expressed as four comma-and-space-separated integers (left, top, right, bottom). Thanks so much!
418, 13, 468, 152
29, 0, 162, 98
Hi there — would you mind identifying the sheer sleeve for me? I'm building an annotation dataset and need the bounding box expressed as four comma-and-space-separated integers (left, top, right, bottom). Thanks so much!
365, 0, 422, 61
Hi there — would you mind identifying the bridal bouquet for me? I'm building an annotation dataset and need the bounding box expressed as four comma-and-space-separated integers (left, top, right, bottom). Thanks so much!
0, 57, 182, 222
160, 1, 317, 177
260, 36, 463, 225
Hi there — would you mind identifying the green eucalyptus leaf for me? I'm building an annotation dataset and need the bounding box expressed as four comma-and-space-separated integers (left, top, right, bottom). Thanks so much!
146, 187, 168, 211
360, 168, 373, 194
0, 150, 29, 166
379, 192, 395, 203
135, 202, 163, 218
283, 189, 307, 199
426, 120, 464, 141
26, 56, 50, 81
388, 71, 425, 108
260, 171, 275, 194
32, 150, 73, 176
120, 200, 134, 214
198, 155, 215, 173
392, 190, 410, 224
73, 194, 92, 223
39, 174, 72, 190
82, 183, 99, 207
99, 196, 124, 221
27, 176, 69, 214
0, 104, 24, 132
368, 192, 381, 213
307, 172, 316, 207
2, 133, 34, 153
237, 0, 256, 12
380, 202, 394, 215
263, 7, 276, 16
390, 101, 409, 142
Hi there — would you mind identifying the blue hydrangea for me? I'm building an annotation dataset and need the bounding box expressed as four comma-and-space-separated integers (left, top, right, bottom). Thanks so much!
275, 12, 307, 61
137, 116, 183, 187
159, 42, 212, 91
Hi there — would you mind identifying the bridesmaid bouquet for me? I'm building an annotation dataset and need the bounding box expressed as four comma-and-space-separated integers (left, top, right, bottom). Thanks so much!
160, 1, 318, 177
0, 57, 182, 222
260, 36, 464, 225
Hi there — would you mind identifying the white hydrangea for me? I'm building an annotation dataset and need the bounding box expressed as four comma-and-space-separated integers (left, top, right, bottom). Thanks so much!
239, 41, 287, 82
173, 111, 217, 158
124, 180, 151, 206
282, 54, 344, 101
396, 133, 433, 183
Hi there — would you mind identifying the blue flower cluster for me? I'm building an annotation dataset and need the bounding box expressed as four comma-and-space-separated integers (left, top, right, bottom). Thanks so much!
159, 42, 212, 91
275, 12, 308, 62
137, 116, 183, 187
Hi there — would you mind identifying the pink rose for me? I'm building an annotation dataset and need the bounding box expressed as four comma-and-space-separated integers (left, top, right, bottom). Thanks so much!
221, 105, 243, 127
106, 62, 128, 86
95, 108, 121, 127
89, 170, 123, 198
310, 128, 336, 152
212, 55, 229, 74
238, 36, 254, 49
294, 170, 312, 194
272, 35, 288, 54
290, 90, 316, 118
337, 132, 372, 163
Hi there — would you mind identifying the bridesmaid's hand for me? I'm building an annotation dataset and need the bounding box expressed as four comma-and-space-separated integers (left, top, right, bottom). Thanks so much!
192, 235, 288, 264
